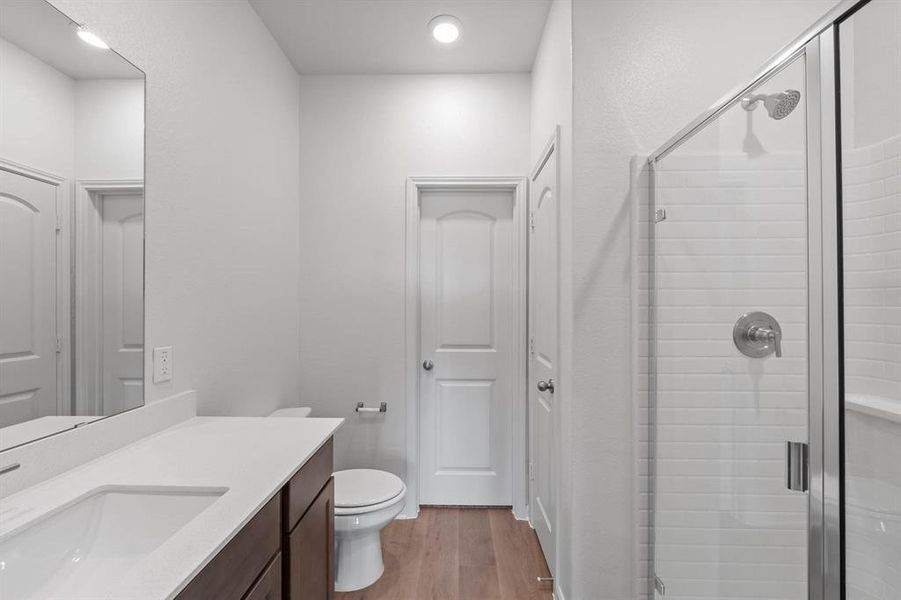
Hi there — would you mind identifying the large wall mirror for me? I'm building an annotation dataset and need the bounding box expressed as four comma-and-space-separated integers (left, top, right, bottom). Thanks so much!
0, 0, 145, 451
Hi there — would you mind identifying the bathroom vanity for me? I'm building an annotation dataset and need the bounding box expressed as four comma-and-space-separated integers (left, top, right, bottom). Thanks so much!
176, 437, 335, 600
0, 414, 343, 600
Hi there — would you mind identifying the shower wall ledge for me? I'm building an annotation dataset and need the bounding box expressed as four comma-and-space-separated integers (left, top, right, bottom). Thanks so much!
846, 393, 901, 424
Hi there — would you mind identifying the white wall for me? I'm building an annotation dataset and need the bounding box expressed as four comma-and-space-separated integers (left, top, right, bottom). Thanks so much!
0, 37, 74, 179
52, 0, 302, 416
569, 1, 837, 597
529, 0, 574, 597
75, 79, 144, 180
297, 74, 530, 479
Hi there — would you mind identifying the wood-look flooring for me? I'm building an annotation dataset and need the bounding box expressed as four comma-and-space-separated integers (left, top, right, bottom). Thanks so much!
336, 507, 553, 600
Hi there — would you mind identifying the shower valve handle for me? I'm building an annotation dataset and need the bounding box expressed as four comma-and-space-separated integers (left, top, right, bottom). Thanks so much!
750, 326, 782, 358
733, 312, 783, 358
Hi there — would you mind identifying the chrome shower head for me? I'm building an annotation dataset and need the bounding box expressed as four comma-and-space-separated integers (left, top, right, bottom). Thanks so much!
740, 89, 801, 120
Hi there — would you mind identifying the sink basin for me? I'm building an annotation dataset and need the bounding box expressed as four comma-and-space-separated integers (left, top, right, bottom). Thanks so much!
0, 485, 227, 599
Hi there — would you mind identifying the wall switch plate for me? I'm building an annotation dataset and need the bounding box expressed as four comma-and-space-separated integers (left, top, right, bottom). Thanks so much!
153, 346, 173, 383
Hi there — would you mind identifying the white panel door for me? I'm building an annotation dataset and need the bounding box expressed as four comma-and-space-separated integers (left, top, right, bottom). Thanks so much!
100, 193, 143, 414
0, 169, 58, 426
529, 142, 558, 570
420, 189, 515, 505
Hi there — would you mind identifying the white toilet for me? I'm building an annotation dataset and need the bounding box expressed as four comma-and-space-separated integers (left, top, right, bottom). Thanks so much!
266, 408, 403, 591
333, 468, 406, 592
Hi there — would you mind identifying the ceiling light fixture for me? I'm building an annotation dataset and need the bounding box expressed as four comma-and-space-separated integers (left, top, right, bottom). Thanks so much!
76, 25, 109, 50
428, 15, 462, 44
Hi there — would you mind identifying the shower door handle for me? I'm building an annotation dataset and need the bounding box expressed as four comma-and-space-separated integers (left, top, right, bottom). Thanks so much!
786, 441, 809, 492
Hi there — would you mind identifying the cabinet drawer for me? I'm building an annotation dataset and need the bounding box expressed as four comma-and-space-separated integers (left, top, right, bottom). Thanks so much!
283, 438, 333, 532
176, 495, 280, 600
286, 478, 335, 600
243, 552, 282, 600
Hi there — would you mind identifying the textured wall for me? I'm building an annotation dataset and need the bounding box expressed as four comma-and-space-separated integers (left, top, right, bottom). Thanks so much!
51, 0, 302, 416
297, 74, 530, 483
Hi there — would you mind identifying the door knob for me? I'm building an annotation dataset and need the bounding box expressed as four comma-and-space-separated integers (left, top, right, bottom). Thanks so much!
422, 360, 434, 371
537, 379, 555, 393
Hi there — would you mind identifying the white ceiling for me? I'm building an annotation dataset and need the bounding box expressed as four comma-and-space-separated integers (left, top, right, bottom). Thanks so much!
0, 0, 142, 80
249, 0, 552, 75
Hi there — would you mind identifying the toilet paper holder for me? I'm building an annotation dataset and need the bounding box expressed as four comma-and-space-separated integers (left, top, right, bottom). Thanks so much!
355, 402, 387, 413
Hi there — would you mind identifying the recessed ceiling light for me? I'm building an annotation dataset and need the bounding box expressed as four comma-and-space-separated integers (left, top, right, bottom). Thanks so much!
428, 15, 462, 44
76, 26, 109, 50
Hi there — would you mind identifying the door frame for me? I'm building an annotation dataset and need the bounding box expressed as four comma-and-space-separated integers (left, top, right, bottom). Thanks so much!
404, 176, 528, 519
0, 157, 70, 416
74, 179, 144, 415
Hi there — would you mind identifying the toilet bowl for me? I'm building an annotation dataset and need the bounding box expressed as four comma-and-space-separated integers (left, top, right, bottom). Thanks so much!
333, 468, 406, 592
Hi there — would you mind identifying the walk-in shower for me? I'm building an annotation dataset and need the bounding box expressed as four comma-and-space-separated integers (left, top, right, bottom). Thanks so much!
644, 1, 900, 598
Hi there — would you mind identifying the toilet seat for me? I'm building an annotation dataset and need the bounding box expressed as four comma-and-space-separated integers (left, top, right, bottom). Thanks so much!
334, 469, 405, 515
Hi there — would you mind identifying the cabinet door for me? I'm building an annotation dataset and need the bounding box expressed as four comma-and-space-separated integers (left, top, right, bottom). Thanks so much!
286, 478, 334, 600
244, 553, 281, 600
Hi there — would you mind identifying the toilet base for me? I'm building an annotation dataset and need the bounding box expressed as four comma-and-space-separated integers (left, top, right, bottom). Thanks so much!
335, 529, 385, 592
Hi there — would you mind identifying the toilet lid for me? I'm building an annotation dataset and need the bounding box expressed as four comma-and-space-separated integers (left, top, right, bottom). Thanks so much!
333, 469, 404, 508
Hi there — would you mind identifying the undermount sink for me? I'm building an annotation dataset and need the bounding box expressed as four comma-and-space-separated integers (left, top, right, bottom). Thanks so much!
0, 485, 227, 599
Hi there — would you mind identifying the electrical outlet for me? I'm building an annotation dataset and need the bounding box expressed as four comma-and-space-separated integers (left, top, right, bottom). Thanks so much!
153, 346, 173, 383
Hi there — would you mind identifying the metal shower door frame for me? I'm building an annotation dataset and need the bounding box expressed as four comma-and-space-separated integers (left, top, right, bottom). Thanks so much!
646, 1, 869, 597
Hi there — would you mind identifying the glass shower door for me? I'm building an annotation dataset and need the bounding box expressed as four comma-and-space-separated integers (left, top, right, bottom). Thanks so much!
649, 53, 811, 600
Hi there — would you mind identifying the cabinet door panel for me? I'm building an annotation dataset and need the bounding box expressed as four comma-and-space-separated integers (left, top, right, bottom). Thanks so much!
243, 553, 282, 600
284, 439, 333, 532
286, 478, 334, 600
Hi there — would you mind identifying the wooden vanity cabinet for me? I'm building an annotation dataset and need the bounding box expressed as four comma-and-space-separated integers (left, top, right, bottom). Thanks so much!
285, 478, 334, 600
175, 438, 334, 600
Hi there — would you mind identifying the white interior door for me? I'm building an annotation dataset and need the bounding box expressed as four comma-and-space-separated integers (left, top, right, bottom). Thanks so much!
529, 139, 559, 571
0, 169, 58, 426
419, 188, 515, 505
100, 193, 143, 414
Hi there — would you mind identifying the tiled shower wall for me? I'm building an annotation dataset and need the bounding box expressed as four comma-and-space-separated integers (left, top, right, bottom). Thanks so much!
842, 133, 901, 600
842, 134, 901, 402
640, 153, 809, 600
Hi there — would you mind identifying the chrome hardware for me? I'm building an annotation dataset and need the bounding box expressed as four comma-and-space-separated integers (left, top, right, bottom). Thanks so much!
786, 441, 809, 492
0, 463, 21, 476
733, 311, 783, 358
536, 379, 555, 393
536, 576, 554, 584
355, 402, 387, 413
654, 208, 667, 223
422, 360, 434, 371
654, 575, 666, 596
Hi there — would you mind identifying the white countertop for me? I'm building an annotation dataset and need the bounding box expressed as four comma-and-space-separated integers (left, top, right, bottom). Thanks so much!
0, 416, 343, 599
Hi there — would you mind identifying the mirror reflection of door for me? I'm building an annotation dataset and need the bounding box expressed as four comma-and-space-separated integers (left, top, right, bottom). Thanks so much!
0, 169, 60, 426
99, 192, 144, 414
